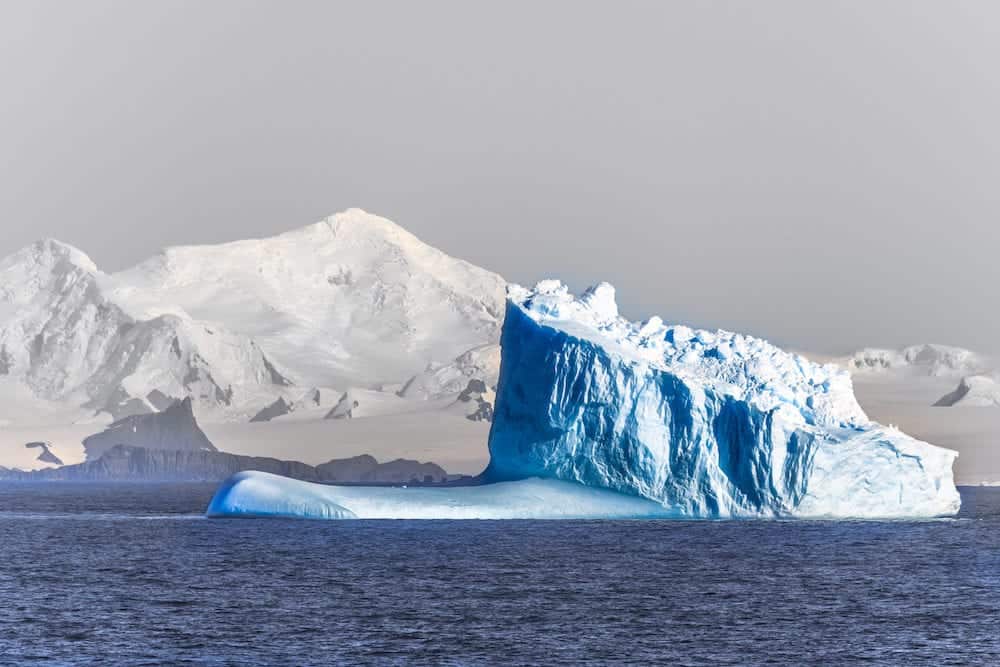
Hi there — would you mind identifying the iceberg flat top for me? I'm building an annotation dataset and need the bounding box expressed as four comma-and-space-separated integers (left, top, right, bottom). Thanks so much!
508, 280, 868, 430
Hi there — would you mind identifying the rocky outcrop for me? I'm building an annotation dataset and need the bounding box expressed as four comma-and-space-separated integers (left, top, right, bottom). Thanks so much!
249, 397, 294, 422
316, 454, 448, 483
0, 445, 317, 482
25, 441, 63, 465
81, 397, 216, 459
454, 378, 495, 422
0, 446, 449, 483
934, 375, 1000, 407
325, 391, 359, 419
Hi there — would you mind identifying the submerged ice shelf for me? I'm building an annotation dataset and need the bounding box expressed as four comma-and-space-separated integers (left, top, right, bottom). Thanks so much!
206, 471, 675, 520
207, 281, 960, 520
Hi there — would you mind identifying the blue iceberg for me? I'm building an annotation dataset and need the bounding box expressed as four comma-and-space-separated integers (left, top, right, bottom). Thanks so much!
485, 281, 959, 518
207, 281, 960, 520
207, 471, 675, 519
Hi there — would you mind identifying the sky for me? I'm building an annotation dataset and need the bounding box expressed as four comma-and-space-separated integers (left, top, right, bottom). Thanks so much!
1, 0, 997, 355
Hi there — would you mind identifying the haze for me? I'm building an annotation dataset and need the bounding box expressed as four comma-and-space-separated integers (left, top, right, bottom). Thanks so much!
1, 0, 997, 355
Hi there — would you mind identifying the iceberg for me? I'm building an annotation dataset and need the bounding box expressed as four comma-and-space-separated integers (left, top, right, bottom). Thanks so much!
484, 281, 959, 518
207, 280, 960, 520
207, 471, 675, 520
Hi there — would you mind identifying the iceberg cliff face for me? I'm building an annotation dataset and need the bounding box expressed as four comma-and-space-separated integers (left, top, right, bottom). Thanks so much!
485, 281, 960, 518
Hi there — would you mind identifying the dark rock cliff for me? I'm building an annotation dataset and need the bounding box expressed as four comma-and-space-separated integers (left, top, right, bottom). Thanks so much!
0, 447, 449, 484
316, 454, 448, 483
82, 397, 217, 459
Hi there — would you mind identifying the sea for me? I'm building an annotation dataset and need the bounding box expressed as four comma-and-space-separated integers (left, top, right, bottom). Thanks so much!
0, 483, 998, 666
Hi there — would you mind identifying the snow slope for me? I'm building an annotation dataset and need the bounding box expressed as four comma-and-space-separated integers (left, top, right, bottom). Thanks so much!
323, 387, 443, 420
934, 375, 1000, 408
103, 208, 506, 389
398, 344, 500, 400
484, 281, 959, 518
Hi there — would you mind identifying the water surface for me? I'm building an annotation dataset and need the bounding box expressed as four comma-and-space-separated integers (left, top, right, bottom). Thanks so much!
0, 483, 998, 666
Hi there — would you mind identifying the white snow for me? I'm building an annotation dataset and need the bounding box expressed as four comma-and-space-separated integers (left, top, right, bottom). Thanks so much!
398, 343, 500, 400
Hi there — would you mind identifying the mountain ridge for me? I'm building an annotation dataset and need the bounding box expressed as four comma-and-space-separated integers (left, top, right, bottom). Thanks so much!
0, 209, 506, 426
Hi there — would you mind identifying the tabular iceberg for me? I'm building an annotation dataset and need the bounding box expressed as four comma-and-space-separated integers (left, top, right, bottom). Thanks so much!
207, 280, 960, 520
484, 281, 960, 518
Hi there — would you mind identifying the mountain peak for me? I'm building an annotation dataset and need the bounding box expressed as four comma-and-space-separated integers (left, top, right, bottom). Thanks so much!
318, 208, 425, 248
2, 238, 98, 274
143, 209, 427, 270
100, 208, 506, 389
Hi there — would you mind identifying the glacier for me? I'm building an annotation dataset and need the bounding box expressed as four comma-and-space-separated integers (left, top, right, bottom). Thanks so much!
207, 280, 960, 520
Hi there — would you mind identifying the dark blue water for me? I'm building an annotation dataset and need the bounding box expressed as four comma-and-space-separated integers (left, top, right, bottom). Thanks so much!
0, 484, 998, 666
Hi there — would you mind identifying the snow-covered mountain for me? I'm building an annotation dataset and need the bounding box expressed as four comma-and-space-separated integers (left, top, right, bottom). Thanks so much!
846, 344, 988, 377
0, 209, 506, 426
0, 239, 292, 421
934, 375, 1000, 408
102, 208, 506, 389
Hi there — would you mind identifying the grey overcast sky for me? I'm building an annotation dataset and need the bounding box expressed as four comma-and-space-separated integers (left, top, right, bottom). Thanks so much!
0, 1, 997, 355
